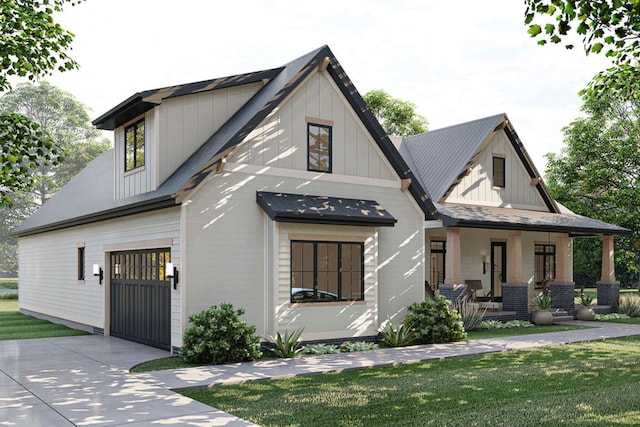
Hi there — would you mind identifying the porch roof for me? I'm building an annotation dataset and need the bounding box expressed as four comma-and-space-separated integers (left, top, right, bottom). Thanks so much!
256, 191, 397, 227
437, 203, 631, 237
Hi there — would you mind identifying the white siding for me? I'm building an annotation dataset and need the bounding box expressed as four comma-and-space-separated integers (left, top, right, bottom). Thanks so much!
446, 131, 547, 210
18, 208, 182, 346
157, 82, 264, 184
227, 71, 396, 181
183, 168, 424, 340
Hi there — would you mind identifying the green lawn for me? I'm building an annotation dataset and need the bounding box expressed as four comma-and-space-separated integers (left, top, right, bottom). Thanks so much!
0, 300, 89, 340
0, 278, 18, 289
180, 336, 640, 427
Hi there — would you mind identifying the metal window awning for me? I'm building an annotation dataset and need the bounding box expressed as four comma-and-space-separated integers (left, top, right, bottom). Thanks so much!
256, 191, 396, 227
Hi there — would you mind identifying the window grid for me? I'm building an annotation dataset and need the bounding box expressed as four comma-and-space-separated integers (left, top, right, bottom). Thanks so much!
125, 119, 145, 172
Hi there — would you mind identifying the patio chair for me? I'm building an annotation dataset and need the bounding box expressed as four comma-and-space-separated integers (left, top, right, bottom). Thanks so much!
465, 280, 491, 302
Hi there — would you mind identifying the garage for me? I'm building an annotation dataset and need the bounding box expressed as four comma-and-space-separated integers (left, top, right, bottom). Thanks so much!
109, 249, 171, 350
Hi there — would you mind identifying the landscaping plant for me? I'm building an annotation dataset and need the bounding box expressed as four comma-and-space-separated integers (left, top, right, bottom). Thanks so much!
454, 296, 486, 331
269, 328, 304, 358
378, 321, 417, 348
182, 302, 262, 364
300, 343, 340, 356
618, 296, 640, 317
340, 341, 378, 352
404, 295, 467, 344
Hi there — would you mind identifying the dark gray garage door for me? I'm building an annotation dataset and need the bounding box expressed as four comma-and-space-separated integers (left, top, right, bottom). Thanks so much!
110, 249, 171, 350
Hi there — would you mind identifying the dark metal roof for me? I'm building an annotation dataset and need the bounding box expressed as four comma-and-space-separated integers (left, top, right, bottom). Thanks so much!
437, 203, 631, 236
256, 191, 396, 227
14, 45, 435, 237
92, 68, 283, 130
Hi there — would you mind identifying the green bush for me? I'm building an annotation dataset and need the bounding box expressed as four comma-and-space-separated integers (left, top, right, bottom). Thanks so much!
301, 343, 340, 355
378, 322, 417, 348
404, 295, 467, 344
340, 341, 378, 352
0, 278, 18, 289
182, 302, 262, 364
479, 320, 534, 329
0, 292, 18, 300
269, 328, 304, 358
454, 297, 486, 331
618, 296, 640, 317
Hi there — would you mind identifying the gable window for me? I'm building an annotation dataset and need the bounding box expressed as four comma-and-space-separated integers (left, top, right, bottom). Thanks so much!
493, 156, 505, 188
534, 244, 555, 288
77, 246, 85, 281
125, 119, 145, 172
307, 123, 332, 172
290, 240, 363, 303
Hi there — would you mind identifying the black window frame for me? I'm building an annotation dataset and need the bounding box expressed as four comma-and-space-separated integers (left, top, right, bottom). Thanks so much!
307, 123, 332, 173
493, 156, 506, 188
290, 240, 364, 303
534, 244, 556, 287
124, 119, 145, 172
77, 246, 85, 281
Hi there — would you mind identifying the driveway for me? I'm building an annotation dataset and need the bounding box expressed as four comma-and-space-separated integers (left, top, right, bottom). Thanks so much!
0, 335, 255, 426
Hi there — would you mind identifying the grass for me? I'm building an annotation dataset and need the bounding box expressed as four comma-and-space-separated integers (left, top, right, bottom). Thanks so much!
0, 300, 89, 340
180, 336, 640, 427
0, 278, 18, 289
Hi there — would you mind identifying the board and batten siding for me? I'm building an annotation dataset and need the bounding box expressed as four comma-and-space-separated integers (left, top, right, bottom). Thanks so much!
113, 110, 157, 201
18, 208, 182, 345
183, 166, 424, 340
157, 82, 264, 185
446, 131, 546, 210
227, 71, 396, 181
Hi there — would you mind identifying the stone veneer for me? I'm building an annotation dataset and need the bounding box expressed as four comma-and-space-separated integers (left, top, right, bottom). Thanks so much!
597, 281, 620, 310
502, 283, 529, 320
550, 282, 576, 316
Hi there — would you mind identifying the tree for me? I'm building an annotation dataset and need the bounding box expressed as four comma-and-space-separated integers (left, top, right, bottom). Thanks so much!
524, 0, 640, 99
0, 82, 110, 276
544, 92, 640, 286
0, 0, 81, 206
363, 89, 428, 137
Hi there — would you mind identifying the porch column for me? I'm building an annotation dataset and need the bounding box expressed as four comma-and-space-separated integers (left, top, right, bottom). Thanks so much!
550, 233, 575, 315
503, 231, 529, 320
597, 235, 619, 310
440, 227, 465, 302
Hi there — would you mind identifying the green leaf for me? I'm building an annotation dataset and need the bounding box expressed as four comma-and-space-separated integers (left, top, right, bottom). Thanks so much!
528, 24, 542, 37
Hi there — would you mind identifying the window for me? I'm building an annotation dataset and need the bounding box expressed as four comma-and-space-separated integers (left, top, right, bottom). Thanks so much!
430, 240, 446, 286
307, 123, 332, 172
534, 244, 556, 287
77, 246, 85, 281
290, 240, 363, 303
493, 156, 505, 188
125, 119, 145, 171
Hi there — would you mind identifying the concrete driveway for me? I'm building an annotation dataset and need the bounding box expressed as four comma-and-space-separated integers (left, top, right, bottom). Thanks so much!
0, 335, 255, 426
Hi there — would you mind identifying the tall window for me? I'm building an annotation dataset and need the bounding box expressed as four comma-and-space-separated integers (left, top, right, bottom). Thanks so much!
493, 156, 505, 188
430, 240, 446, 286
534, 244, 556, 287
290, 240, 363, 303
307, 123, 332, 172
125, 119, 145, 171
77, 246, 85, 281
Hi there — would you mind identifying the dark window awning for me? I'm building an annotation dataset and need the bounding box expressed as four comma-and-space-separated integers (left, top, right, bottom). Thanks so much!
256, 192, 396, 227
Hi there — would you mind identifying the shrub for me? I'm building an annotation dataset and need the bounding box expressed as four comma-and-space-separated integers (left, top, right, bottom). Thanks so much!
0, 292, 18, 300
378, 321, 418, 348
301, 343, 340, 355
533, 293, 553, 309
479, 320, 534, 329
182, 302, 262, 364
618, 296, 640, 317
269, 328, 304, 358
340, 341, 378, 352
454, 296, 486, 331
404, 295, 467, 344
596, 313, 630, 321
579, 293, 595, 307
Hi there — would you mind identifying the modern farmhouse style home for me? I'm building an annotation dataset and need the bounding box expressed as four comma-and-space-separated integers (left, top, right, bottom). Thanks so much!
14, 46, 629, 351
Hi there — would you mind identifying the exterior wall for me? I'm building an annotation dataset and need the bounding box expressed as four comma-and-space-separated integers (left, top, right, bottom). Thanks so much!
157, 82, 264, 184
227, 72, 395, 181
18, 208, 182, 345
114, 110, 157, 200
425, 228, 571, 302
183, 168, 424, 342
446, 131, 546, 210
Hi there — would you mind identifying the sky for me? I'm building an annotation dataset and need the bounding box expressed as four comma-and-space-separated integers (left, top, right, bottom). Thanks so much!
42, 0, 613, 173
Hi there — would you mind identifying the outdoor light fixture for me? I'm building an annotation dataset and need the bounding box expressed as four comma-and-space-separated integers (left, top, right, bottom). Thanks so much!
482, 255, 488, 275
93, 264, 103, 285
166, 262, 179, 289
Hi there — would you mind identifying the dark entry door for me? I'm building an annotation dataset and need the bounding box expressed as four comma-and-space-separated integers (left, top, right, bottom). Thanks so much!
491, 242, 507, 301
110, 249, 171, 350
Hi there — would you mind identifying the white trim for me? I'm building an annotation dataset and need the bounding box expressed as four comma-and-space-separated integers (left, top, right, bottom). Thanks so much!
444, 199, 549, 211
288, 233, 368, 242
424, 220, 444, 229
103, 238, 174, 252
224, 162, 399, 188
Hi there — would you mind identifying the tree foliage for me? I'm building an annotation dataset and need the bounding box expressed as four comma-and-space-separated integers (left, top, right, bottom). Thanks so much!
363, 89, 428, 137
524, 0, 640, 98
0, 0, 80, 206
545, 92, 640, 286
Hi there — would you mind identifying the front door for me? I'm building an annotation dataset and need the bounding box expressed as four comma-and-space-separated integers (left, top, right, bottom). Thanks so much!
491, 242, 507, 301
110, 248, 171, 350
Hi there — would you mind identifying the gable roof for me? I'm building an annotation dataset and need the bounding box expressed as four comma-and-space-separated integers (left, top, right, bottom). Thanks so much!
399, 114, 630, 236
13, 45, 436, 237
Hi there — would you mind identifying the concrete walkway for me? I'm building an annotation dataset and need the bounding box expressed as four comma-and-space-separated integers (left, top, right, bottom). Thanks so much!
2, 321, 640, 426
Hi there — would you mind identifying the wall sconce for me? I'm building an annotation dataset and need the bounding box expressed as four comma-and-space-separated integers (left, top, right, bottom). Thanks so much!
482, 255, 488, 275
166, 262, 179, 289
93, 264, 103, 285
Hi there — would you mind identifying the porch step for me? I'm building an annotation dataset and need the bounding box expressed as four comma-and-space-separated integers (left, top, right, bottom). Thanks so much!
550, 308, 573, 322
